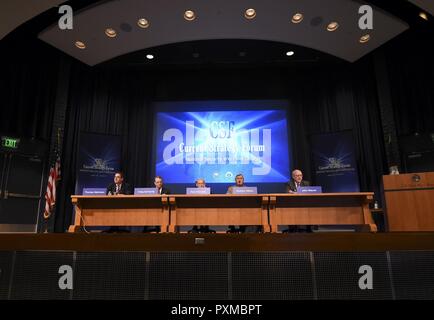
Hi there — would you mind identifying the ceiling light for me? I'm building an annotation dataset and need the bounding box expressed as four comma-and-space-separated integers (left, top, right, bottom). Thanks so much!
327, 22, 339, 31
105, 28, 117, 38
184, 10, 196, 21
359, 34, 370, 43
146, 54, 154, 60
419, 12, 428, 21
137, 18, 149, 28
75, 41, 86, 49
244, 8, 256, 19
286, 51, 295, 56
291, 13, 303, 23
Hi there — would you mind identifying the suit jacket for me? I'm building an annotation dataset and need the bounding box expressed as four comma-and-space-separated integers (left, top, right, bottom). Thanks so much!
286, 180, 310, 193
106, 183, 132, 195
157, 187, 171, 195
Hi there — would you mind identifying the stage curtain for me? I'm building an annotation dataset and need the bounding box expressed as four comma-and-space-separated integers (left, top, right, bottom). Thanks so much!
54, 64, 156, 232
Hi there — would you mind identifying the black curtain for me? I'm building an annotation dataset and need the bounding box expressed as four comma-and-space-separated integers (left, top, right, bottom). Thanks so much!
385, 27, 434, 136
0, 39, 59, 140
54, 64, 156, 231
287, 58, 387, 199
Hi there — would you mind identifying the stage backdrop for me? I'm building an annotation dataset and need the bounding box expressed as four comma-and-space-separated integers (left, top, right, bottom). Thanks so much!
75, 132, 122, 194
154, 101, 291, 193
311, 131, 360, 192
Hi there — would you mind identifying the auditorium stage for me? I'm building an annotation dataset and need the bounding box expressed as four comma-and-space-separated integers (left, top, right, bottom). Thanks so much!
2, 232, 434, 300
2, 232, 434, 251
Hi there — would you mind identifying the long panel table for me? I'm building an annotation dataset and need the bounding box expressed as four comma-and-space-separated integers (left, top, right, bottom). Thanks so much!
268, 193, 376, 232
68, 195, 169, 232
168, 194, 269, 232
69, 193, 375, 232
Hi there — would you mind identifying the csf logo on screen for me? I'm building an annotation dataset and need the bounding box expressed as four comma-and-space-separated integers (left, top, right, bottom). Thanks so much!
209, 121, 235, 139
156, 109, 290, 183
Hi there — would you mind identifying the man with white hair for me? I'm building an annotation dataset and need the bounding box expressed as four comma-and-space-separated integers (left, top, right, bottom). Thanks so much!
286, 169, 310, 193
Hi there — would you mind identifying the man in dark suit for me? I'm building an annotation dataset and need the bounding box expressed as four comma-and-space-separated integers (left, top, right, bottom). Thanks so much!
286, 169, 310, 193
284, 169, 313, 233
104, 171, 132, 233
106, 171, 132, 195
154, 175, 170, 195
143, 176, 171, 233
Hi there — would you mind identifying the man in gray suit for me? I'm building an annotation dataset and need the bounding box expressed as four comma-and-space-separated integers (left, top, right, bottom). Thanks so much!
226, 173, 246, 194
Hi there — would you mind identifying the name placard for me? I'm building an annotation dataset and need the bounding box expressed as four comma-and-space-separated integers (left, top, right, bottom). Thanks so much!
134, 188, 158, 195
186, 187, 211, 195
296, 186, 322, 194
82, 188, 106, 195
232, 186, 258, 194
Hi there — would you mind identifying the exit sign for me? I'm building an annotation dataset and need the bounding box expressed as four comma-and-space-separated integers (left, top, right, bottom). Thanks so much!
1, 136, 20, 149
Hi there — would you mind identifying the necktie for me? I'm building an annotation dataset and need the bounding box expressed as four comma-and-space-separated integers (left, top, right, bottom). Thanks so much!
116, 184, 120, 194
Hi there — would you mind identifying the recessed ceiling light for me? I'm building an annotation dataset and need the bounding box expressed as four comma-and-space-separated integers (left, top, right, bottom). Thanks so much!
184, 10, 196, 21
146, 54, 154, 60
137, 18, 149, 28
244, 8, 256, 19
105, 28, 117, 38
359, 34, 370, 43
327, 22, 339, 31
75, 41, 86, 49
292, 13, 303, 23
419, 12, 428, 21
286, 51, 295, 56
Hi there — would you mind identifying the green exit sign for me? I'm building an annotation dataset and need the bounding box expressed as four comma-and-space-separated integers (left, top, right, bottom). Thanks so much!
1, 137, 20, 149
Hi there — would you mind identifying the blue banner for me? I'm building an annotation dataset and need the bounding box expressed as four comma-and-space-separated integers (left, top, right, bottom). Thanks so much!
311, 131, 360, 192
75, 132, 122, 194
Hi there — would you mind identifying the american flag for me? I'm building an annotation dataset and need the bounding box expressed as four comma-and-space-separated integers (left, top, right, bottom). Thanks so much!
43, 154, 61, 219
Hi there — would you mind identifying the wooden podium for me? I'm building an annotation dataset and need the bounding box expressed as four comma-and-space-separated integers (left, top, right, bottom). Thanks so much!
168, 194, 269, 233
68, 195, 169, 232
268, 193, 376, 232
383, 172, 434, 231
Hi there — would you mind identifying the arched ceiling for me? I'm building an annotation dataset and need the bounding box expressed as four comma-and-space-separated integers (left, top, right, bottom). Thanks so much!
37, 0, 409, 65
2, 0, 433, 66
